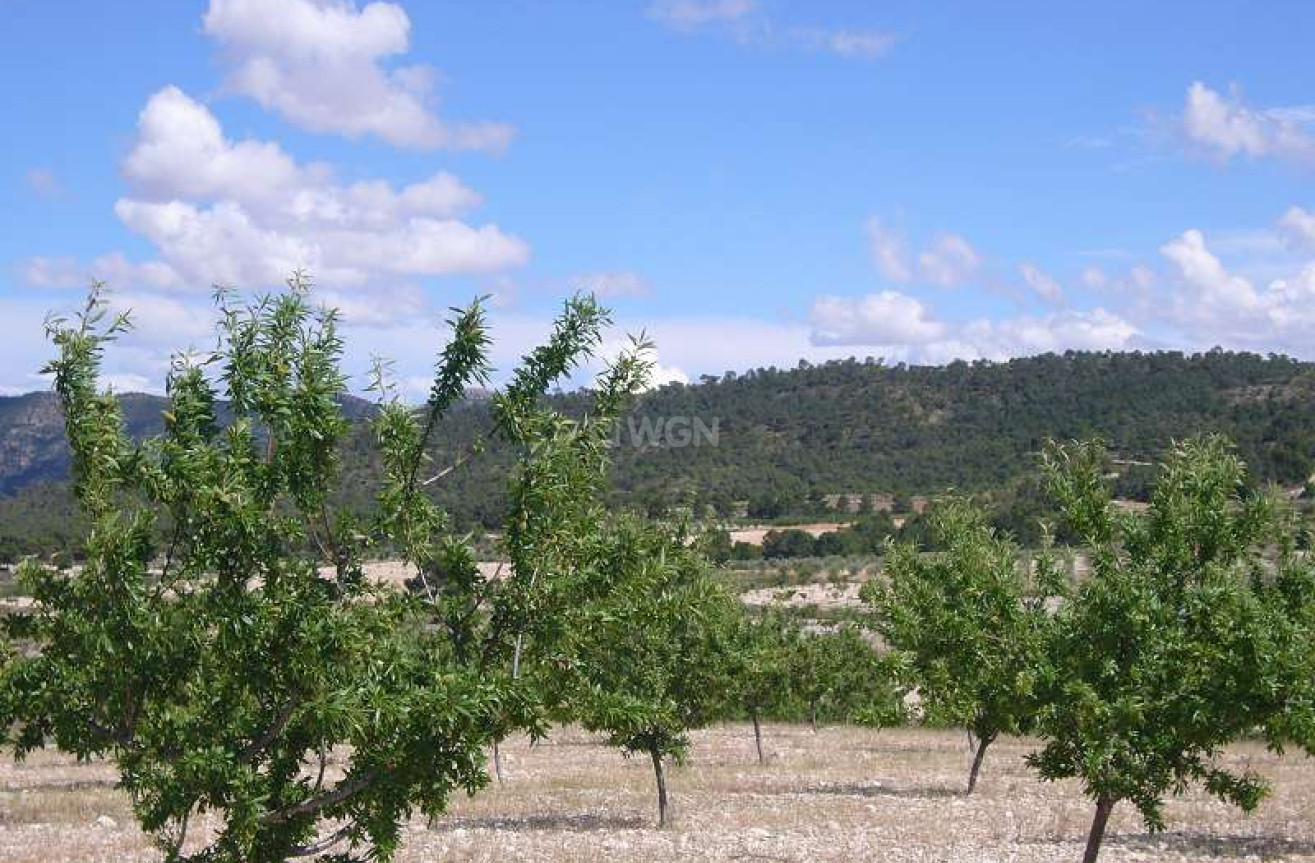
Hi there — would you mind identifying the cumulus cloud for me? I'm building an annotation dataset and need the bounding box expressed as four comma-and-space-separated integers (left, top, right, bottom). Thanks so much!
864, 218, 912, 282
123, 87, 485, 222
22, 253, 181, 291
806, 291, 1137, 362
647, 362, 692, 387
23, 87, 529, 293
203, 0, 513, 151
918, 232, 980, 287
1019, 262, 1064, 305
809, 291, 947, 346
1279, 206, 1315, 249
1158, 227, 1315, 351
570, 271, 652, 298
959, 308, 1139, 360
864, 220, 983, 288
1182, 82, 1315, 164
318, 284, 430, 328
1160, 229, 1260, 313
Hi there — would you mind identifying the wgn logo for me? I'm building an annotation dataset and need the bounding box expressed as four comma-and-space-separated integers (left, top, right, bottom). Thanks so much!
620, 415, 720, 449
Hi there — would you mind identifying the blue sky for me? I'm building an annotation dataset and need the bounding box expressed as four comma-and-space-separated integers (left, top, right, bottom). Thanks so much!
2, 0, 1313, 394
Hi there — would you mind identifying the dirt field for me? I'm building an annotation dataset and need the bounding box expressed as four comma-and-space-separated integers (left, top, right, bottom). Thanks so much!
3, 725, 1313, 862
728, 523, 850, 545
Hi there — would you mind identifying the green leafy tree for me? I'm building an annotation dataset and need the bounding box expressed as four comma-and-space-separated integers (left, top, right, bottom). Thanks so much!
550, 516, 739, 826
733, 609, 800, 763
1030, 437, 1315, 863
0, 283, 640, 862
863, 499, 1057, 794
762, 528, 817, 559
794, 625, 901, 732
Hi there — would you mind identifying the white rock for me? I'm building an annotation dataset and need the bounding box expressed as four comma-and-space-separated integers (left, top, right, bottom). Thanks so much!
93, 815, 117, 829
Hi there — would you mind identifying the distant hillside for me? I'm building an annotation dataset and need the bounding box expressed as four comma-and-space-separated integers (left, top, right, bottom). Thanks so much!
2, 350, 1313, 557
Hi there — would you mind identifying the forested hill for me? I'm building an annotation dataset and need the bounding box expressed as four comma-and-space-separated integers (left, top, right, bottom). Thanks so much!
1, 350, 1313, 553
607, 350, 1315, 513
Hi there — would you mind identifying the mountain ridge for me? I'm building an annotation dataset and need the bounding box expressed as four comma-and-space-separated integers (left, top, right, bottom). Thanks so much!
2, 349, 1312, 557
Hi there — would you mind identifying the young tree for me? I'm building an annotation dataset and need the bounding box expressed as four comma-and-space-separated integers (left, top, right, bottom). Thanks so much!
733, 608, 800, 763
0, 283, 643, 862
393, 295, 651, 781
1030, 438, 1315, 863
549, 515, 739, 826
862, 499, 1057, 794
794, 625, 902, 732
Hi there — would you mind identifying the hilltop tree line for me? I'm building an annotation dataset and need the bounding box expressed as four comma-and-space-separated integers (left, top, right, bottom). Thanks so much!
3, 346, 1315, 559
1, 284, 1314, 863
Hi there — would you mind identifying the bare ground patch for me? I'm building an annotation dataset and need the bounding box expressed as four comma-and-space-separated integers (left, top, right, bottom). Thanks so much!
2, 726, 1313, 862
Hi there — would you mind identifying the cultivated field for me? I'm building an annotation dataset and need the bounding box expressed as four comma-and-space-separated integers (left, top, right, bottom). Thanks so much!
3, 725, 1313, 862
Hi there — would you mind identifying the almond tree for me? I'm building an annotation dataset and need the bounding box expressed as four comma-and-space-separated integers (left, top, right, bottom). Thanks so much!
1031, 437, 1315, 863
0, 282, 644, 862
862, 499, 1057, 794
387, 294, 651, 781
550, 515, 740, 827
799, 625, 904, 732
733, 608, 801, 763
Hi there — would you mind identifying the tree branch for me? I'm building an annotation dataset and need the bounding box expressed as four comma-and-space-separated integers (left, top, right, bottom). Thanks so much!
237, 697, 299, 764
260, 770, 377, 825
288, 823, 353, 858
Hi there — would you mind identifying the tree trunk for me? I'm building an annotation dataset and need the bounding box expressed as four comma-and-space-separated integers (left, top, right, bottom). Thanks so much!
1081, 796, 1116, 863
492, 741, 504, 784
752, 713, 765, 765
809, 702, 818, 734
649, 746, 670, 828
966, 733, 992, 794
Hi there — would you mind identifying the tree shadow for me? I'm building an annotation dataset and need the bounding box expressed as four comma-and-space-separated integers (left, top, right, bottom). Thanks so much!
433, 812, 648, 833
0, 778, 119, 793
1024, 831, 1315, 859
1109, 831, 1315, 859
799, 782, 965, 800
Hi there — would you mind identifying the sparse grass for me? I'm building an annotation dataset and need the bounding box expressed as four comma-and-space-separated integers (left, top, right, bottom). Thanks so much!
2, 726, 1314, 862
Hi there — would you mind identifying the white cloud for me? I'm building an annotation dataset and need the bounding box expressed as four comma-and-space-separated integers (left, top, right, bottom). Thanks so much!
809, 291, 947, 346
809, 29, 896, 59
21, 256, 86, 289
864, 217, 912, 282
203, 0, 513, 152
1279, 206, 1315, 249
1129, 265, 1157, 295
646, 0, 757, 30
806, 290, 1137, 362
647, 1, 895, 60
960, 308, 1139, 360
123, 87, 485, 224
1080, 266, 1107, 290
570, 271, 652, 298
918, 232, 979, 287
21, 253, 181, 291
1160, 229, 1260, 313
318, 284, 429, 328
1157, 227, 1315, 352
1182, 82, 1315, 164
647, 362, 691, 388
1019, 262, 1064, 305
123, 86, 305, 206
24, 87, 528, 293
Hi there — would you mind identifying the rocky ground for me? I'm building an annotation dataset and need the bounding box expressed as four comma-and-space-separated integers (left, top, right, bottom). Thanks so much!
2, 725, 1313, 862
